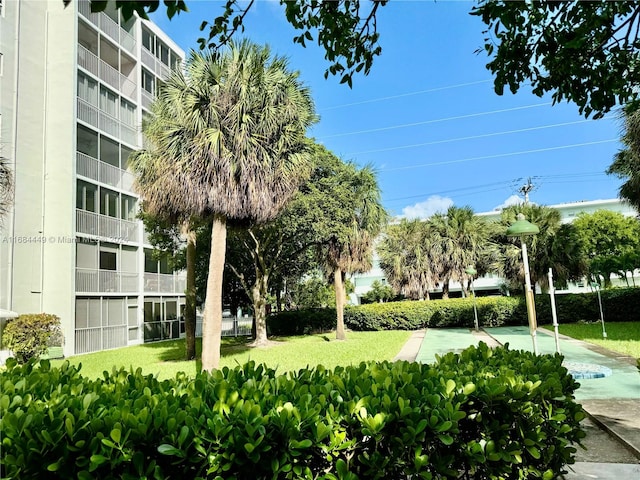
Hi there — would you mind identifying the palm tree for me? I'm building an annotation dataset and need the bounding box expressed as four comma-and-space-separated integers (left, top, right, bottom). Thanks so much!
130, 41, 316, 371
495, 204, 586, 291
377, 219, 436, 300
428, 206, 491, 299
608, 106, 640, 209
323, 165, 387, 340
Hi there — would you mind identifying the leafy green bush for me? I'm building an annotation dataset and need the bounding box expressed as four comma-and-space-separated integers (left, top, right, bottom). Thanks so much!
345, 296, 527, 331
0, 344, 584, 479
1, 313, 62, 363
267, 308, 337, 336
342, 288, 640, 332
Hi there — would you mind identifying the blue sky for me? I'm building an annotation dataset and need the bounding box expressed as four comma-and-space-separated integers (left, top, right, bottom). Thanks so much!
151, 0, 624, 218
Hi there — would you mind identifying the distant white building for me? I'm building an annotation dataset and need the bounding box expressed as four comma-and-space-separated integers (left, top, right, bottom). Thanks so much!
350, 198, 639, 304
0, 1, 186, 358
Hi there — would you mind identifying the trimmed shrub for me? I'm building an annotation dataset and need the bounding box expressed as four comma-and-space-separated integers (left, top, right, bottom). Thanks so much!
343, 288, 640, 332
345, 296, 528, 331
1, 313, 62, 363
0, 344, 584, 479
267, 308, 336, 336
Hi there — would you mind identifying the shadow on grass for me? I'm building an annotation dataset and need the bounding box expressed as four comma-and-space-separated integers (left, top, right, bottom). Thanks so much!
137, 335, 295, 368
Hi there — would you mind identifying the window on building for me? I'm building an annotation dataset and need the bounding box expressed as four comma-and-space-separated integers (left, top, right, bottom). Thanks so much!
99, 249, 117, 271
142, 28, 154, 53
120, 99, 136, 126
100, 187, 119, 218
142, 69, 155, 95
77, 125, 99, 157
100, 86, 118, 118
170, 53, 180, 71
76, 180, 98, 212
158, 42, 169, 65
77, 73, 98, 106
121, 194, 137, 221
159, 255, 171, 274
144, 249, 158, 273
100, 136, 119, 167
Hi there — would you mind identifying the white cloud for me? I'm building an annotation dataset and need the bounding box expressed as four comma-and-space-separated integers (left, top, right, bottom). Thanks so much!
401, 195, 454, 220
493, 195, 524, 211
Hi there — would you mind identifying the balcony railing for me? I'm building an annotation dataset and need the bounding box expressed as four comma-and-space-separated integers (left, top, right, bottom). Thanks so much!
76, 268, 139, 293
77, 151, 135, 190
143, 272, 186, 294
78, 45, 137, 100
76, 209, 139, 242
78, 0, 137, 54
77, 98, 139, 147
75, 325, 128, 354
141, 89, 154, 111
141, 47, 172, 80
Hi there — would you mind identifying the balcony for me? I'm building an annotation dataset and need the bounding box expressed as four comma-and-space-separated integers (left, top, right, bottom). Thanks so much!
141, 47, 172, 80
75, 325, 128, 354
76, 209, 139, 242
143, 272, 187, 294
76, 151, 134, 191
141, 89, 154, 111
78, 0, 136, 54
77, 98, 138, 146
78, 45, 136, 100
76, 268, 139, 293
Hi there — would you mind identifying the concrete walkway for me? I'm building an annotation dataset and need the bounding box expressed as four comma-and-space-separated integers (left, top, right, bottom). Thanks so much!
395, 326, 640, 479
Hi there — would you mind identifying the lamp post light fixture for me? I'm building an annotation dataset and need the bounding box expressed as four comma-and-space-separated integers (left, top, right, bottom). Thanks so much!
465, 265, 479, 331
506, 213, 540, 354
591, 282, 607, 338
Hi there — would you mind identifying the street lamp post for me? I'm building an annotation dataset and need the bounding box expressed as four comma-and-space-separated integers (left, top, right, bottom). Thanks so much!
591, 282, 607, 338
506, 213, 540, 354
465, 265, 479, 331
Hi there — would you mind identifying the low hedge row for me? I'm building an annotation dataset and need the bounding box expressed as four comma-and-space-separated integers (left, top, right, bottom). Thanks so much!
267, 288, 640, 335
1, 344, 584, 479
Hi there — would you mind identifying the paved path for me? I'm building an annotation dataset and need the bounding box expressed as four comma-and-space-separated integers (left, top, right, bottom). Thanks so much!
396, 326, 640, 479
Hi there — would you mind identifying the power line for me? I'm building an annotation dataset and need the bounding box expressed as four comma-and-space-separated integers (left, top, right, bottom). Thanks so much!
384, 172, 610, 204
381, 139, 619, 172
345, 119, 595, 156
319, 102, 553, 139
320, 80, 493, 111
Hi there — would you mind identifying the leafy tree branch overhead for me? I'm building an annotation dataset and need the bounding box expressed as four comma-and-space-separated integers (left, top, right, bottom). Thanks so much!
472, 1, 640, 118
76, 0, 388, 87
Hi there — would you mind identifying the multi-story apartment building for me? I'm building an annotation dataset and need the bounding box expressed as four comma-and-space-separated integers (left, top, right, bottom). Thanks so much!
0, 0, 186, 357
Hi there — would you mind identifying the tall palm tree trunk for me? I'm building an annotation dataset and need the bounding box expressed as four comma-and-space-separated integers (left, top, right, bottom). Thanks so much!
334, 268, 346, 340
252, 270, 270, 346
183, 225, 197, 360
202, 215, 227, 372
442, 277, 451, 299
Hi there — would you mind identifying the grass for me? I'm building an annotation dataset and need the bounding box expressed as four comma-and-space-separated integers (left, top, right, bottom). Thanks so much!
52, 330, 412, 380
542, 321, 640, 358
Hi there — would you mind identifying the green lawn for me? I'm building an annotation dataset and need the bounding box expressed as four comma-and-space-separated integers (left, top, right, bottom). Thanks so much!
52, 330, 412, 380
542, 321, 640, 358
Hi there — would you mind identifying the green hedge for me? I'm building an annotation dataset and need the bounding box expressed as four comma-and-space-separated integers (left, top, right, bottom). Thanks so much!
1, 344, 584, 479
267, 308, 337, 336
344, 297, 526, 331
345, 288, 640, 332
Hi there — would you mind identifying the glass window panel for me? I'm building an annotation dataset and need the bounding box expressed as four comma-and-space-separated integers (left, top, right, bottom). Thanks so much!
144, 249, 158, 273
100, 86, 118, 117
121, 194, 137, 221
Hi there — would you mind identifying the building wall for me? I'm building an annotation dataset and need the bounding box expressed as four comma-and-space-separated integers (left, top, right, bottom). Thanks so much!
1, 0, 187, 358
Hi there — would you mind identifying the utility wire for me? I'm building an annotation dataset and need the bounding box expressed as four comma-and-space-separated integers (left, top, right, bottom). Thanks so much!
381, 139, 618, 172
345, 119, 596, 156
320, 80, 492, 111
320, 102, 553, 139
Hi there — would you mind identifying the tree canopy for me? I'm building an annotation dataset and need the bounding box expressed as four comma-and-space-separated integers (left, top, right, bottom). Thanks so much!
608, 107, 640, 209
572, 209, 640, 286
472, 1, 640, 119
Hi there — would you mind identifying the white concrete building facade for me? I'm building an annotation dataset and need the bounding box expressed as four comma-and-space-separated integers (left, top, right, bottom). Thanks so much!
0, 0, 186, 357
